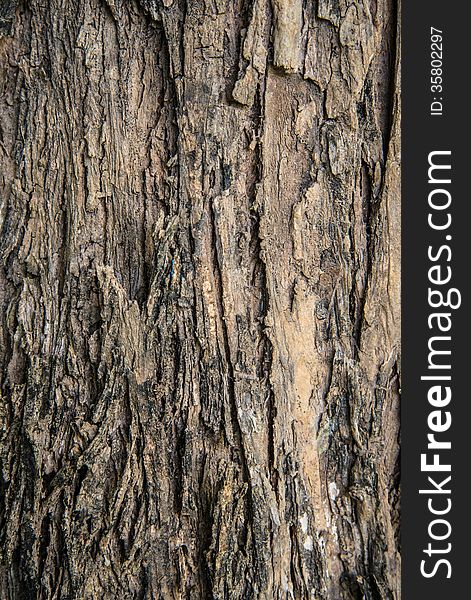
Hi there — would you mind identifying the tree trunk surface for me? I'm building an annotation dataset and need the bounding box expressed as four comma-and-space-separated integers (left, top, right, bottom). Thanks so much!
0, 0, 400, 598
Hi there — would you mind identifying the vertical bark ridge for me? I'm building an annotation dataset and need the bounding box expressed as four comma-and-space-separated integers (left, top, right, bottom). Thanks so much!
1, 0, 400, 598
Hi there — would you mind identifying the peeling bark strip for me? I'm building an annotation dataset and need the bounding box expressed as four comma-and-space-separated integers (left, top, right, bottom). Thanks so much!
0, 0, 400, 599
271, 0, 302, 72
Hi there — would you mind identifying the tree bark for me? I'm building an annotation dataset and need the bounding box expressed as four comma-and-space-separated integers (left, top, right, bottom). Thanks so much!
0, 0, 400, 598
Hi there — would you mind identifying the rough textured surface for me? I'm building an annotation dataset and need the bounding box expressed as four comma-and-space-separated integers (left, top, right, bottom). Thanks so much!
0, 0, 400, 598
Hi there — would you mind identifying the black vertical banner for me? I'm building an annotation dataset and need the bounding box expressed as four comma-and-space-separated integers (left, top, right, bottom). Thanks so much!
402, 1, 470, 597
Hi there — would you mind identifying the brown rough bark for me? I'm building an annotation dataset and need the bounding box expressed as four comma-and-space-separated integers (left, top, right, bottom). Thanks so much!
0, 0, 400, 598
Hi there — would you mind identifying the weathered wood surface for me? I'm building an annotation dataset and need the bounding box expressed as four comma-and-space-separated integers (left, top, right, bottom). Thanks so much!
0, 0, 400, 598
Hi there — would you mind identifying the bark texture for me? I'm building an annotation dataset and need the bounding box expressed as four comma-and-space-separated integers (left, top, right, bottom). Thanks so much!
0, 0, 400, 598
